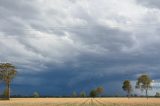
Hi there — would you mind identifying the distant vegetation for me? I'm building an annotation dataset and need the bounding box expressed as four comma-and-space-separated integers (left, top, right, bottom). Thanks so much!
122, 74, 153, 99
89, 89, 97, 97
69, 74, 154, 98
155, 92, 160, 97
0, 63, 17, 100
122, 80, 132, 98
0, 62, 159, 100
71, 86, 104, 98
80, 91, 86, 97
72, 91, 77, 97
136, 74, 152, 98
33, 92, 40, 98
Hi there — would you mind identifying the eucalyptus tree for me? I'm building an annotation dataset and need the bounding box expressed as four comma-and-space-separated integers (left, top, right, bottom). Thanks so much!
96, 86, 104, 97
122, 80, 132, 98
0, 63, 17, 100
136, 74, 152, 99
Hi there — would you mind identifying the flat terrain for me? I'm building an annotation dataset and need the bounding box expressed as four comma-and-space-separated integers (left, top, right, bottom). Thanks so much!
0, 98, 160, 106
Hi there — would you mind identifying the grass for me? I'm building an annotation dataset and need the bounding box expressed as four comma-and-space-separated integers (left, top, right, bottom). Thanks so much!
0, 98, 160, 106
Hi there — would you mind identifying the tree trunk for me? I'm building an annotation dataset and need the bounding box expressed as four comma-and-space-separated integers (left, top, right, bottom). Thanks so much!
127, 90, 130, 99
6, 82, 10, 100
146, 89, 148, 99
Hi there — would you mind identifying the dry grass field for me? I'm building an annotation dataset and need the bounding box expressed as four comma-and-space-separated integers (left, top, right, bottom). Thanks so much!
0, 98, 160, 106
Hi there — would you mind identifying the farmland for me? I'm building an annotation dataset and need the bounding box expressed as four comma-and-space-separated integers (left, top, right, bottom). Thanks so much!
0, 98, 160, 106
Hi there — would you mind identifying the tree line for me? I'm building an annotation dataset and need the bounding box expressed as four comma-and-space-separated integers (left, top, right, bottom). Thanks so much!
122, 74, 152, 98
0, 62, 158, 100
72, 86, 104, 98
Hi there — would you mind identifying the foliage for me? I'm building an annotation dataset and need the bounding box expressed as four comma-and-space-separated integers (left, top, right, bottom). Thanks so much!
135, 74, 152, 98
80, 91, 86, 97
72, 91, 77, 97
96, 86, 104, 96
33, 92, 40, 98
155, 92, 160, 97
122, 80, 132, 98
0, 63, 17, 82
90, 89, 97, 98
0, 63, 17, 100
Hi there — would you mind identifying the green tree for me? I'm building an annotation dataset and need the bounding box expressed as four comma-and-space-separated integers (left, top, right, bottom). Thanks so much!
90, 89, 97, 98
80, 91, 86, 97
0, 63, 17, 100
136, 74, 152, 99
72, 91, 77, 97
33, 92, 40, 98
96, 86, 104, 96
122, 80, 132, 98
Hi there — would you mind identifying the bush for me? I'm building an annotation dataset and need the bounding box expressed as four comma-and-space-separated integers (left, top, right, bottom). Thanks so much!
90, 89, 97, 98
72, 91, 77, 97
33, 92, 40, 98
155, 92, 160, 97
80, 91, 86, 97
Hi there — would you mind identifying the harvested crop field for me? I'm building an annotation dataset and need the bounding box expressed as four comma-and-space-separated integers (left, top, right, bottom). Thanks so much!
0, 98, 160, 106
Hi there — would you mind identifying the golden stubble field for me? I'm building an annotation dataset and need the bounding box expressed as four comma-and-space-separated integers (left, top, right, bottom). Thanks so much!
0, 98, 160, 106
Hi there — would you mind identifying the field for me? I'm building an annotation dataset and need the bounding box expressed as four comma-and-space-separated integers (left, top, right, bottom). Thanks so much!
0, 98, 160, 106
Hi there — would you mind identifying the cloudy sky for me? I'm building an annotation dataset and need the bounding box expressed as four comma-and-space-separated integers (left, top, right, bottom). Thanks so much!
0, 0, 160, 96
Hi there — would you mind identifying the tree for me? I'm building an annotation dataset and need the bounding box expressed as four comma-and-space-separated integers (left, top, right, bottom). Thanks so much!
72, 91, 77, 97
135, 74, 152, 99
96, 86, 104, 97
3, 88, 8, 97
155, 92, 160, 97
90, 89, 97, 98
80, 91, 86, 97
33, 92, 40, 98
0, 63, 17, 100
122, 80, 132, 98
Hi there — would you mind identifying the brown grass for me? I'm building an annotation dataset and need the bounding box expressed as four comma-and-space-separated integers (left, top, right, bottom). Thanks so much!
0, 98, 160, 106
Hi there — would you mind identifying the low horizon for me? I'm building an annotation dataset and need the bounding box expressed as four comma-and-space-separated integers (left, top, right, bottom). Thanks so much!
1, 0, 160, 97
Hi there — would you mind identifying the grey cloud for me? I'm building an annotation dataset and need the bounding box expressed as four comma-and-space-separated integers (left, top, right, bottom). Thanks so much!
137, 0, 160, 9
0, 0, 160, 95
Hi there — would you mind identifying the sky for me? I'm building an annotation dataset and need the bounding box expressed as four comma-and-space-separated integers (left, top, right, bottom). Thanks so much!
0, 0, 160, 96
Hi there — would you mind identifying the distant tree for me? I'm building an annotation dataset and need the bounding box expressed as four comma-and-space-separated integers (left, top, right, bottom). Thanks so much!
0, 63, 17, 100
3, 88, 8, 97
155, 92, 160, 97
72, 91, 77, 97
90, 89, 97, 98
114, 94, 120, 97
80, 91, 86, 97
96, 86, 104, 96
33, 92, 40, 98
122, 80, 132, 98
134, 94, 138, 97
135, 74, 152, 99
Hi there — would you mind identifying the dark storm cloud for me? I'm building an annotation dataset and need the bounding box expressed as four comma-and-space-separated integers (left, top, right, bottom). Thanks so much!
136, 0, 160, 9
0, 0, 160, 96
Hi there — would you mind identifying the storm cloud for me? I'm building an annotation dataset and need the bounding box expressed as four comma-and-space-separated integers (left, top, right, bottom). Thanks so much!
0, 0, 160, 96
